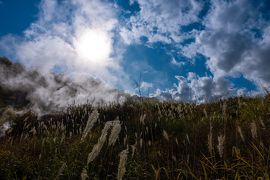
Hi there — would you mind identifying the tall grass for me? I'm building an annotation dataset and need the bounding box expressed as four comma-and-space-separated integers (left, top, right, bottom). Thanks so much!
0, 95, 270, 179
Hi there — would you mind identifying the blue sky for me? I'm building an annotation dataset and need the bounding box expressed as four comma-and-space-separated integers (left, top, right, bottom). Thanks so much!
0, 0, 40, 36
0, 0, 270, 102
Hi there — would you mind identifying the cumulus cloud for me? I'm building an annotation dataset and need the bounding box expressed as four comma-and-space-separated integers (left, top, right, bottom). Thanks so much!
170, 57, 185, 68
152, 73, 242, 103
120, 0, 202, 44
189, 0, 270, 88
177, 0, 270, 101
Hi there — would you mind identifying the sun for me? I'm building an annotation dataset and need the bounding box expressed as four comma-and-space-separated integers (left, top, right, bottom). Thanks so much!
75, 29, 112, 65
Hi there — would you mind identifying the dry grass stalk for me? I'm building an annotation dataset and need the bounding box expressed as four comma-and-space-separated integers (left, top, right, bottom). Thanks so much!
30, 127, 37, 135
81, 109, 99, 141
139, 114, 146, 125
151, 165, 161, 180
163, 130, 169, 142
186, 134, 190, 144
175, 137, 179, 145
117, 147, 129, 180
237, 126, 245, 142
203, 108, 208, 118
250, 122, 257, 139
80, 167, 88, 180
172, 155, 177, 162
131, 144, 136, 157
222, 102, 227, 116
56, 162, 67, 179
140, 138, 143, 148
217, 134, 225, 158
87, 121, 111, 164
123, 134, 128, 146
108, 118, 121, 146
259, 117, 266, 129
207, 123, 213, 154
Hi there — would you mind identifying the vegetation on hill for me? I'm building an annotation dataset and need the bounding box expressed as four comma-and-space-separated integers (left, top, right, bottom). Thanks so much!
0, 94, 270, 179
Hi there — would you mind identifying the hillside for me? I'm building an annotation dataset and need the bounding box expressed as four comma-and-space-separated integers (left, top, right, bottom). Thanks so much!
0, 57, 126, 115
0, 59, 270, 179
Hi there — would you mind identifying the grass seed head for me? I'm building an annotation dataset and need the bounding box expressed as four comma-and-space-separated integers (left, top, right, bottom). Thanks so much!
81, 109, 99, 141
207, 123, 213, 154
163, 130, 169, 142
81, 167, 88, 180
237, 126, 245, 142
117, 148, 129, 180
217, 134, 225, 158
139, 114, 146, 125
108, 118, 121, 146
250, 122, 257, 139
87, 121, 111, 164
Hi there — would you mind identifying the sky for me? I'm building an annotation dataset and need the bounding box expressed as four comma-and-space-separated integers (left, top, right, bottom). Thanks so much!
0, 0, 270, 103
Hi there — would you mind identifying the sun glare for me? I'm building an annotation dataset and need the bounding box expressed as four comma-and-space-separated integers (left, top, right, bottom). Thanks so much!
75, 29, 112, 65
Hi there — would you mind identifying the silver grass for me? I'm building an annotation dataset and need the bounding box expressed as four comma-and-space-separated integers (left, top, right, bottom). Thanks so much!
117, 147, 129, 180
108, 119, 121, 146
81, 109, 99, 141
56, 162, 67, 179
81, 167, 88, 180
140, 138, 143, 148
237, 126, 245, 142
208, 123, 213, 154
217, 134, 225, 158
30, 127, 37, 135
186, 134, 190, 144
87, 121, 111, 164
175, 138, 179, 145
172, 155, 177, 162
163, 130, 169, 142
203, 108, 208, 118
139, 114, 146, 125
131, 144, 136, 157
250, 122, 257, 139
222, 102, 227, 116
259, 117, 266, 129
123, 134, 128, 146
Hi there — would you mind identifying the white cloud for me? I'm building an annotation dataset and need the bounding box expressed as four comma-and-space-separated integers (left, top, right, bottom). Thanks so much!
120, 0, 202, 44
152, 74, 236, 103
182, 0, 270, 92
0, 0, 132, 89
140, 81, 153, 90
1, 0, 270, 105
170, 57, 185, 67
0, 0, 134, 113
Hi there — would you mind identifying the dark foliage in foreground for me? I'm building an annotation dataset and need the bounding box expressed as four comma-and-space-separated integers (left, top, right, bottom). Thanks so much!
0, 94, 270, 179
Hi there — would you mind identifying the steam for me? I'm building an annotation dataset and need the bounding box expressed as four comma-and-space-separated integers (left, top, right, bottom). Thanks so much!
0, 58, 126, 115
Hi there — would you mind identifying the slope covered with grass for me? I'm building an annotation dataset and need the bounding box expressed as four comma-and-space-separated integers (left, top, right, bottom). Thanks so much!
1, 94, 270, 179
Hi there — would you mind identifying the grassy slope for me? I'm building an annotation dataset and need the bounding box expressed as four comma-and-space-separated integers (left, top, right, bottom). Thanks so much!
0, 95, 270, 179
